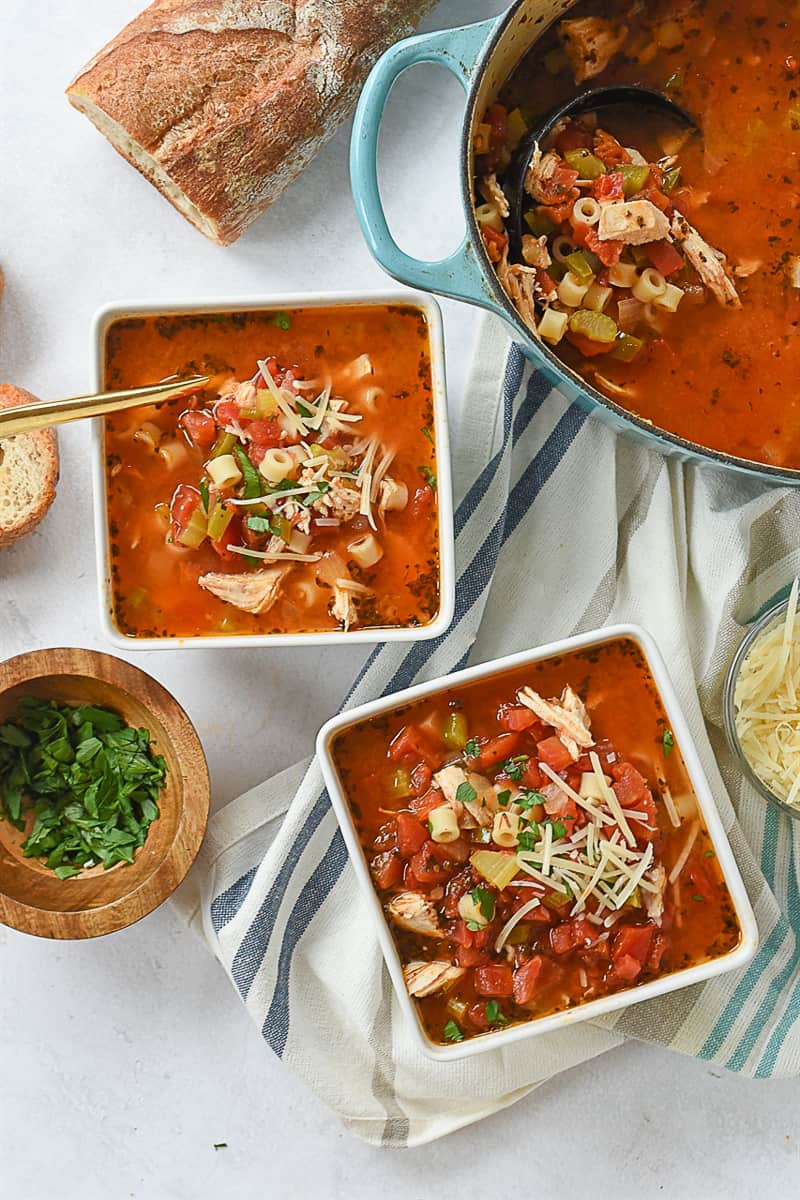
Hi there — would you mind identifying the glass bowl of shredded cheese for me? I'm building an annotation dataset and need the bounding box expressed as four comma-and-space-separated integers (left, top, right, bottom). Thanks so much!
723, 579, 800, 819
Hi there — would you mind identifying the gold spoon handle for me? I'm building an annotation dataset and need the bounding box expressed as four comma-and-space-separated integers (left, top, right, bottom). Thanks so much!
0, 376, 210, 438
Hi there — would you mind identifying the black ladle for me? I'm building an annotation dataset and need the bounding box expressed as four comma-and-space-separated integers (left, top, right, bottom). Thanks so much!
505, 85, 698, 250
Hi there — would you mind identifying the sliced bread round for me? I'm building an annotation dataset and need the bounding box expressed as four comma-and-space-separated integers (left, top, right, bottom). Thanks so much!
0, 384, 59, 548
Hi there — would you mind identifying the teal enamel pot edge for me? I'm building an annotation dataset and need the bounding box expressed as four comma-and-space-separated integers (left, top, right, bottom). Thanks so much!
350, 2, 800, 488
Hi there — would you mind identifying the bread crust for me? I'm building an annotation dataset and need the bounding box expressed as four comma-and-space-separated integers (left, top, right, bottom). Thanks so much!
0, 385, 60, 548
66, 0, 436, 245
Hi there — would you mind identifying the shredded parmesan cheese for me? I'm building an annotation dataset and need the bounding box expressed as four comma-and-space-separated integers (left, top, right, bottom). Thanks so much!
668, 820, 700, 884
494, 897, 542, 952
662, 786, 681, 828
734, 579, 800, 806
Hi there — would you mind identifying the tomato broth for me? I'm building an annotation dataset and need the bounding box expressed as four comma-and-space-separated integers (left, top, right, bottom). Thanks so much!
331, 638, 741, 1045
103, 305, 441, 638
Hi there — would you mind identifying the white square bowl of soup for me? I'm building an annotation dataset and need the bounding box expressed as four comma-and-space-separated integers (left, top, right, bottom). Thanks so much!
92, 294, 453, 648
318, 625, 758, 1060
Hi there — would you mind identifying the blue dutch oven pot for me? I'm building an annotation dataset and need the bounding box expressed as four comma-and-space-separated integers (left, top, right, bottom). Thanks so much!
350, 2, 800, 486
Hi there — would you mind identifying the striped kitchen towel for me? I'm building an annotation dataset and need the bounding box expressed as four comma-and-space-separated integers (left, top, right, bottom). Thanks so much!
176, 316, 800, 1147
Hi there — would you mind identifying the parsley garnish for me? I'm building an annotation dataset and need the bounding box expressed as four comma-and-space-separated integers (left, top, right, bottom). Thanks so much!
421, 425, 434, 444
213, 1143, 228, 1151
466, 920, 484, 932
503, 755, 529, 782
517, 828, 539, 852
704, 850, 716, 859
296, 399, 313, 418
245, 515, 272, 534
548, 820, 568, 839
418, 465, 437, 491
443, 1019, 463, 1043
464, 737, 480, 759
663, 729, 675, 756
496, 789, 511, 808
0, 698, 166, 875
273, 311, 292, 330
518, 790, 544, 809
485, 1000, 508, 1026
471, 886, 495, 922
455, 781, 478, 805
693, 894, 705, 902
199, 479, 210, 513
233, 445, 263, 499
302, 480, 331, 506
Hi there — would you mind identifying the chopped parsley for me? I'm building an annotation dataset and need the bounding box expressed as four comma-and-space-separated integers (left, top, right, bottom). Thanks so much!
421, 425, 434, 444
455, 781, 478, 806
496, 789, 511, 808
302, 480, 331, 506
704, 849, 716, 859
663, 729, 675, 756
296, 399, 314, 418
547, 820, 568, 839
471, 886, 495, 922
485, 1000, 508, 1026
693, 894, 705, 902
233, 445, 263, 499
517, 828, 539, 852
199, 479, 210, 513
443, 1019, 463, 1043
464, 737, 481, 759
518, 790, 544, 809
418, 465, 437, 491
213, 1143, 228, 1151
466, 920, 484, 932
503, 755, 529, 782
245, 515, 272, 534
272, 311, 292, 330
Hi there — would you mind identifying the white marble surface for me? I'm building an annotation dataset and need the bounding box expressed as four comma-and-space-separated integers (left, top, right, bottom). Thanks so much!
0, 2, 797, 1196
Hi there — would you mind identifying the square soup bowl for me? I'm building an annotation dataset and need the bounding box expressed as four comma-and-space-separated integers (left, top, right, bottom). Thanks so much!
317, 623, 758, 1060
91, 291, 454, 650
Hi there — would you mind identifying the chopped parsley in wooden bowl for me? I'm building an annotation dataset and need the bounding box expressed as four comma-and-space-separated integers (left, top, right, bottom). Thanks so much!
0, 648, 209, 938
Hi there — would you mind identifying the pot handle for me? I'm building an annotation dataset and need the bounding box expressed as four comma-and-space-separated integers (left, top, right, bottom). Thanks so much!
350, 17, 507, 313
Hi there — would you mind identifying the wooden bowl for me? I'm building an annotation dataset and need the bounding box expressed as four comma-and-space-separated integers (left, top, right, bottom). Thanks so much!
0, 648, 210, 938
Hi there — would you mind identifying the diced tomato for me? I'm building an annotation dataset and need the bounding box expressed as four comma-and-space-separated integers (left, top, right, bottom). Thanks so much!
403, 863, 422, 890
466, 1001, 493, 1031
611, 953, 644, 983
537, 736, 574, 773
388, 725, 438, 768
215, 399, 240, 425
474, 964, 514, 998
410, 485, 435, 518
409, 840, 454, 885
539, 164, 580, 206
246, 418, 282, 447
396, 812, 427, 858
409, 763, 432, 797
498, 704, 538, 732
545, 194, 580, 224
584, 228, 623, 266
554, 121, 594, 155
593, 129, 630, 168
370, 850, 402, 890
520, 760, 543, 790
687, 860, 717, 899
481, 225, 509, 264
537, 268, 558, 297
475, 732, 521, 771
550, 923, 577, 955
640, 182, 672, 214
593, 172, 624, 201
170, 483, 201, 527
610, 761, 649, 806
180, 409, 217, 448
646, 239, 685, 276
570, 918, 601, 947
457, 944, 491, 968
567, 331, 617, 358
543, 791, 578, 825
612, 923, 654, 965
409, 787, 446, 822
485, 102, 508, 150
513, 955, 549, 1005
647, 931, 668, 972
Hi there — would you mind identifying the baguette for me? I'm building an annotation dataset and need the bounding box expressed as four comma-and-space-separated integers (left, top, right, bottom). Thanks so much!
67, 0, 436, 246
0, 386, 59, 549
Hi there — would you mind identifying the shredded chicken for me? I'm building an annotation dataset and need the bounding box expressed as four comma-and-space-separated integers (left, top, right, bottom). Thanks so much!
517, 685, 594, 760
331, 577, 371, 631
559, 16, 629, 83
670, 213, 741, 308
643, 864, 667, 926
597, 199, 671, 245
387, 892, 442, 938
497, 251, 539, 332
479, 172, 510, 219
522, 234, 552, 269
403, 961, 465, 997
733, 258, 762, 279
524, 145, 560, 203
786, 255, 800, 288
198, 566, 291, 615
432, 765, 497, 827
327, 478, 361, 520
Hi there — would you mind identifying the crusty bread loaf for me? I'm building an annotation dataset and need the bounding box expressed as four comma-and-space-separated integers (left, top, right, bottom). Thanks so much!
0, 386, 59, 548
66, 0, 436, 245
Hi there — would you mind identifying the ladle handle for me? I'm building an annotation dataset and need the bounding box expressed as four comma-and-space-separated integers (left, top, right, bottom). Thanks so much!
350, 18, 506, 315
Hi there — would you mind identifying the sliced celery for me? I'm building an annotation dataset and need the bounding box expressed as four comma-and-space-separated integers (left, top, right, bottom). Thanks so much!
565, 251, 594, 283
470, 850, 519, 891
662, 166, 681, 192
391, 768, 411, 798
211, 431, 236, 460
524, 210, 557, 238
619, 163, 651, 197
443, 712, 468, 750
564, 148, 606, 180
206, 501, 234, 543
506, 107, 528, 150
612, 333, 644, 362
569, 310, 618, 343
